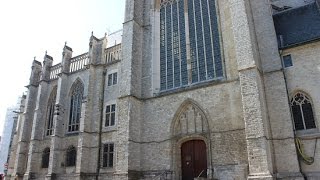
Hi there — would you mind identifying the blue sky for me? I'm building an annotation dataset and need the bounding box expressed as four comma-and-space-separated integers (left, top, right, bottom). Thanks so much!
0, 0, 126, 134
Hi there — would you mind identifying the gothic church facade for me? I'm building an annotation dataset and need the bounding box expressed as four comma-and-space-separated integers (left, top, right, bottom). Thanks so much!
6, 0, 320, 179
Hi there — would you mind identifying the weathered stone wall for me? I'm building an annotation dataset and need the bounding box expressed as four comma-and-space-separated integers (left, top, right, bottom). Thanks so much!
137, 80, 247, 179
282, 41, 320, 178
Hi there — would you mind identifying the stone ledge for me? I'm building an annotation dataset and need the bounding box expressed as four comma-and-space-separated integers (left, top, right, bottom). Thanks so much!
248, 173, 275, 180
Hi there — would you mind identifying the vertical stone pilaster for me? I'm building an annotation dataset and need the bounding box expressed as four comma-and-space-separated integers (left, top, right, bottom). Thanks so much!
76, 35, 107, 178
239, 69, 274, 179
46, 46, 72, 180
115, 1, 145, 179
229, 0, 274, 179
115, 97, 142, 179
24, 53, 54, 180
119, 0, 144, 98
13, 60, 42, 178
249, 0, 303, 179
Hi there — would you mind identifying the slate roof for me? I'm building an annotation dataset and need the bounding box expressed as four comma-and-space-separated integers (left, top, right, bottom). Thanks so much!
273, 2, 320, 49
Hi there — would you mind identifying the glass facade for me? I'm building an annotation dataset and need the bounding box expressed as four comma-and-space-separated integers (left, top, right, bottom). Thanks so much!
160, 0, 223, 91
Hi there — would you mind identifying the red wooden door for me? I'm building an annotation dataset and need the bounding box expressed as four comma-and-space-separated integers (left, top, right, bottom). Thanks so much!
181, 140, 207, 180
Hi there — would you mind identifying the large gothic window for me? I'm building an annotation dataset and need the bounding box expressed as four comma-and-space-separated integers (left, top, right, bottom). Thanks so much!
291, 92, 316, 130
41, 147, 50, 168
68, 80, 84, 132
66, 146, 77, 167
160, 0, 223, 91
46, 87, 57, 136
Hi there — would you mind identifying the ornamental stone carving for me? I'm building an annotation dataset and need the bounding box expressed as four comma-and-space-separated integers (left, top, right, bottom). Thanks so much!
173, 102, 209, 137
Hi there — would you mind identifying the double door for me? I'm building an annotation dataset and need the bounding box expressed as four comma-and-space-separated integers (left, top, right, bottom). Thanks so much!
181, 140, 207, 180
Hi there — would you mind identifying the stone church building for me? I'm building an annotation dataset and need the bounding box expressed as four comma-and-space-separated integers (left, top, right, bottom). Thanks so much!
5, 0, 320, 179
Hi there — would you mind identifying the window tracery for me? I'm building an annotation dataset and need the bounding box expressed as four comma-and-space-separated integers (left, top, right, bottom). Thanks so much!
291, 92, 316, 130
46, 87, 57, 136
68, 80, 84, 132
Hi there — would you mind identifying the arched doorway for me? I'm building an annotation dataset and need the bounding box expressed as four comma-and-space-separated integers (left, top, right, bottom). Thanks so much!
181, 140, 207, 179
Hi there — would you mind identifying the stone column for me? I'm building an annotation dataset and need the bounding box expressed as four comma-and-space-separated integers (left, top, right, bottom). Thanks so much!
249, 0, 303, 179
13, 59, 42, 179
115, 0, 144, 179
75, 34, 107, 180
46, 45, 72, 180
24, 53, 54, 180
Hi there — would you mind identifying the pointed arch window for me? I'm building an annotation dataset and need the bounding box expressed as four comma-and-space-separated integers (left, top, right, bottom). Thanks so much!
291, 92, 316, 130
42, 147, 50, 168
66, 146, 77, 167
46, 87, 57, 136
68, 80, 84, 132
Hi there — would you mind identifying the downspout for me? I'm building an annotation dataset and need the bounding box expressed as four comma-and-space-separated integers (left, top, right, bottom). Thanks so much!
96, 68, 107, 180
278, 36, 307, 180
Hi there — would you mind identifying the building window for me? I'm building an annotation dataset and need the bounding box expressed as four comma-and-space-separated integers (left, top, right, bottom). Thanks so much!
103, 143, 114, 167
108, 72, 118, 86
160, 0, 223, 91
68, 80, 84, 132
42, 148, 50, 168
105, 104, 116, 127
283, 55, 293, 68
291, 92, 316, 131
46, 87, 57, 136
66, 146, 77, 167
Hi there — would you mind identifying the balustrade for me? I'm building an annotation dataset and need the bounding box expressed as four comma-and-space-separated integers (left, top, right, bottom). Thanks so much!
49, 63, 62, 80
69, 52, 90, 73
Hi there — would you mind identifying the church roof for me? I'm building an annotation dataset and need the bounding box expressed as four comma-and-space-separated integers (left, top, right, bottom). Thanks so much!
273, 2, 320, 49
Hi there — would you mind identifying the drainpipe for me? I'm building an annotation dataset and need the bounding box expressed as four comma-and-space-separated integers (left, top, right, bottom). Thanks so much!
96, 69, 107, 180
278, 36, 307, 180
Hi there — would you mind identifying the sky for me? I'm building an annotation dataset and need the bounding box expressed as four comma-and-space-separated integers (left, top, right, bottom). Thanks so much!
0, 0, 126, 135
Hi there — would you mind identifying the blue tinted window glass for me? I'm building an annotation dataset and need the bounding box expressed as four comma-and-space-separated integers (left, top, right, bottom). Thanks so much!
195, 0, 206, 81
201, 0, 214, 79
179, 0, 188, 86
283, 55, 293, 68
172, 2, 181, 87
188, 0, 199, 83
166, 5, 173, 89
160, 7, 167, 90
209, 0, 223, 77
